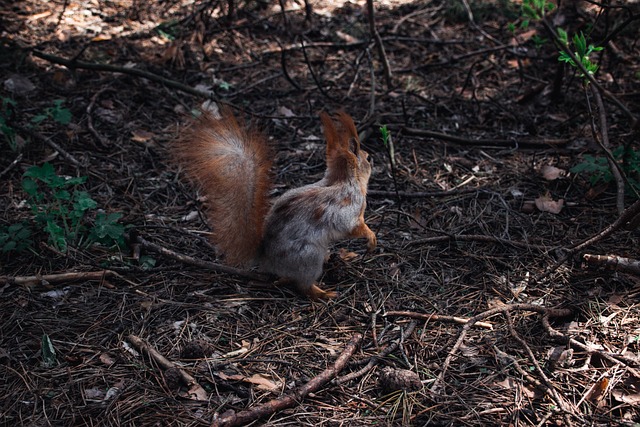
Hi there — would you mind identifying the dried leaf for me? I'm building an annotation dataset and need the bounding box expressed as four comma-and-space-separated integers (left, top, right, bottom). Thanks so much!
100, 352, 116, 366
535, 195, 564, 214
338, 247, 359, 261
246, 373, 281, 391
612, 389, 640, 405
277, 106, 295, 117
131, 130, 155, 143
541, 165, 565, 181
587, 378, 609, 404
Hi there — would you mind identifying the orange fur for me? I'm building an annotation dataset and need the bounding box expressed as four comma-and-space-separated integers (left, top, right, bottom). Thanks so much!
174, 109, 272, 266
174, 109, 375, 300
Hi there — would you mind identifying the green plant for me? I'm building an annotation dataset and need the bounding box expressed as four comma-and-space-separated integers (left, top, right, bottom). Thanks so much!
0, 222, 32, 254
89, 212, 126, 248
0, 97, 17, 149
571, 146, 640, 193
31, 99, 72, 125
22, 163, 125, 251
519, 0, 555, 28
558, 30, 603, 76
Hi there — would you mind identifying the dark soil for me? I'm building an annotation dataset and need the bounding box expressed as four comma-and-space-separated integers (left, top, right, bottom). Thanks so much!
1, 1, 639, 426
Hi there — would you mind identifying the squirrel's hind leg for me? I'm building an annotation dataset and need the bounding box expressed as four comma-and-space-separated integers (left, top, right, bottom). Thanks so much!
274, 278, 337, 300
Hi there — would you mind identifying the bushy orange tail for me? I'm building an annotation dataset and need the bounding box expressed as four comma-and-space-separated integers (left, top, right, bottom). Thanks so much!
174, 109, 272, 266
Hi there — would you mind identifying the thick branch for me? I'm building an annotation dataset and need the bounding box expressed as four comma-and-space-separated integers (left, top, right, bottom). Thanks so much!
212, 333, 363, 427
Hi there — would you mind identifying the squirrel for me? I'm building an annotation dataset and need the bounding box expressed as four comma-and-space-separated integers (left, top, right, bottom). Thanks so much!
174, 107, 376, 299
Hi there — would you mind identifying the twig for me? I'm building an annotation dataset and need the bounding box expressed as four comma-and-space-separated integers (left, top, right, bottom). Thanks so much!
134, 234, 270, 282
431, 304, 571, 393
86, 86, 113, 147
505, 312, 576, 425
586, 83, 627, 213
31, 50, 216, 100
211, 333, 363, 427
366, 0, 392, 87
0, 270, 119, 288
127, 334, 208, 401
278, 41, 301, 91
299, 37, 334, 100
400, 126, 568, 148
334, 321, 417, 385
384, 310, 493, 330
540, 19, 638, 129
14, 124, 82, 167
534, 199, 640, 283
368, 187, 487, 198
582, 254, 640, 275
406, 233, 550, 252
541, 316, 640, 375
0, 153, 23, 179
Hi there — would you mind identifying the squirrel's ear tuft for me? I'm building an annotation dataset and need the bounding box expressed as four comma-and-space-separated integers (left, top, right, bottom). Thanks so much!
335, 111, 360, 153
320, 111, 339, 157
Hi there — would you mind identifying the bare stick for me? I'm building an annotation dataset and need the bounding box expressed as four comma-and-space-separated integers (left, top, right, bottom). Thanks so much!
401, 126, 568, 148
0, 270, 118, 287
586, 83, 628, 213
135, 234, 270, 282
31, 50, 216, 100
505, 313, 576, 425
534, 199, 640, 283
212, 333, 363, 427
384, 311, 493, 330
541, 316, 640, 375
335, 321, 417, 385
127, 334, 208, 401
540, 19, 638, 129
431, 304, 571, 393
14, 124, 82, 167
407, 233, 550, 252
366, 0, 392, 87
582, 254, 640, 275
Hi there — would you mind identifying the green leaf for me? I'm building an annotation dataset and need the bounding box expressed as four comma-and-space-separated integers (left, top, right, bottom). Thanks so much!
90, 212, 125, 246
74, 191, 97, 211
557, 28, 568, 45
41, 334, 57, 368
22, 178, 38, 197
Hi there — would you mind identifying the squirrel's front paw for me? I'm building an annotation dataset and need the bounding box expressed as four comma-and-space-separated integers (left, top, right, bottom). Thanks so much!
366, 232, 377, 252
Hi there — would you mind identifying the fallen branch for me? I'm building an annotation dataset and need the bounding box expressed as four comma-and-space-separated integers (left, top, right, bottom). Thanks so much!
406, 233, 550, 252
127, 334, 208, 401
31, 49, 215, 100
534, 199, 640, 283
212, 333, 363, 427
431, 303, 572, 394
541, 316, 640, 376
505, 312, 576, 425
335, 321, 417, 385
384, 310, 493, 330
400, 126, 568, 148
366, 0, 392, 87
0, 270, 118, 288
582, 254, 640, 275
135, 234, 269, 282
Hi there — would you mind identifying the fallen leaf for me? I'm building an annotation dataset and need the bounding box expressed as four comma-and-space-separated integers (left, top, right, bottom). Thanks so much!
246, 373, 281, 391
100, 353, 116, 366
587, 378, 609, 404
535, 195, 564, 214
131, 130, 155, 143
613, 389, 640, 405
338, 248, 359, 261
277, 106, 295, 117
541, 165, 565, 181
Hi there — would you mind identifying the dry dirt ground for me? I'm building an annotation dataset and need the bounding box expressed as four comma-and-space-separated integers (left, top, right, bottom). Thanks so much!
1, 1, 640, 426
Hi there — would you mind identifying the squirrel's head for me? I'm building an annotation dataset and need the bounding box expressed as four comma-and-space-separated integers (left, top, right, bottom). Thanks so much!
320, 111, 372, 189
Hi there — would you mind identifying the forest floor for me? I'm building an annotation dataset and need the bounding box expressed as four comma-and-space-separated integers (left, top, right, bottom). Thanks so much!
1, 1, 640, 426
